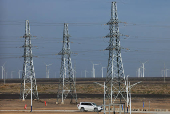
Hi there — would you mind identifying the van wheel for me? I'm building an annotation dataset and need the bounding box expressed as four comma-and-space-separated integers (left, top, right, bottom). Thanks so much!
80, 107, 85, 112
94, 108, 98, 112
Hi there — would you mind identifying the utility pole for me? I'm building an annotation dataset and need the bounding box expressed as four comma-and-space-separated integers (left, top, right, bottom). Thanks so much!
57, 23, 77, 104
20, 20, 39, 101
105, 2, 127, 104
94, 82, 106, 114
45, 63, 52, 78
102, 67, 106, 78
104, 82, 106, 114
30, 76, 32, 112
126, 75, 129, 114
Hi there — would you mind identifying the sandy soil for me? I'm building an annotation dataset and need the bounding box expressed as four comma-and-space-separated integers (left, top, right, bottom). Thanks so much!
0, 78, 170, 114
0, 97, 170, 114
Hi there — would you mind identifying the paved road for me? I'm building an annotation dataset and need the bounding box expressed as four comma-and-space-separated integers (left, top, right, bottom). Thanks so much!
131, 111, 169, 114
0, 110, 78, 112
0, 110, 169, 114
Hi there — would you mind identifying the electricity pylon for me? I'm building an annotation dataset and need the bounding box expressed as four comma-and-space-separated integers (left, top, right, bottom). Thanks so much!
57, 23, 77, 104
20, 20, 39, 100
105, 2, 126, 104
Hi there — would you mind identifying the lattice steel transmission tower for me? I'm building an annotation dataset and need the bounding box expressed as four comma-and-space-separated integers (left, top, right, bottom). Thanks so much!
105, 2, 126, 104
57, 23, 77, 104
20, 20, 39, 100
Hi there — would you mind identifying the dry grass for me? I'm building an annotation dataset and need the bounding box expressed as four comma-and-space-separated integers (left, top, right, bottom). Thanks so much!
0, 81, 170, 94
0, 80, 170, 114
0, 83, 20, 94
131, 83, 170, 94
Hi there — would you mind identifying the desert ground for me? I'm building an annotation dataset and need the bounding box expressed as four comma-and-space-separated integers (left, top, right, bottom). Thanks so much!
0, 97, 170, 114
0, 77, 170, 114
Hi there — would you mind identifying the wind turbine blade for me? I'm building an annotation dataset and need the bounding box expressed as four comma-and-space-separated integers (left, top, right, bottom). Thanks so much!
3, 62, 6, 66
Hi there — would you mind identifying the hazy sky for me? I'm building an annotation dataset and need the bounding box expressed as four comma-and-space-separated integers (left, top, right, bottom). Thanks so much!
0, 0, 170, 78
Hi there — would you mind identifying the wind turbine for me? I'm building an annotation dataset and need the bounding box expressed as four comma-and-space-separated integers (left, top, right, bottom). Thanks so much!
140, 67, 143, 77
166, 69, 169, 77
11, 71, 15, 79
18, 70, 22, 79
44, 63, 52, 78
91, 63, 99, 78
85, 70, 88, 78
101, 67, 106, 78
141, 61, 147, 77
1, 62, 6, 79
137, 68, 140, 77
161, 70, 165, 77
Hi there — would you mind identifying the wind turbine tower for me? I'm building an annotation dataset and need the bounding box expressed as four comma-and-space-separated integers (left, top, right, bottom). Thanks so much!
18, 70, 22, 79
11, 71, 15, 79
102, 67, 106, 78
85, 70, 88, 78
1, 62, 6, 79
57, 23, 77, 104
166, 69, 169, 77
45, 64, 52, 78
20, 20, 39, 100
137, 68, 140, 77
141, 61, 147, 77
92, 63, 99, 78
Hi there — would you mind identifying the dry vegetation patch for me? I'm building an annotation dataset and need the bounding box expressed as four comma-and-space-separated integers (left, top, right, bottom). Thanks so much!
131, 82, 170, 94
0, 81, 170, 95
0, 83, 20, 94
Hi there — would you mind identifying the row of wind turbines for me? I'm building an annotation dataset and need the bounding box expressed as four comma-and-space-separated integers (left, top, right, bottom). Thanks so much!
45, 62, 106, 78
136, 61, 147, 77
137, 61, 169, 78
85, 63, 106, 78
1, 62, 22, 80
2, 61, 169, 79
